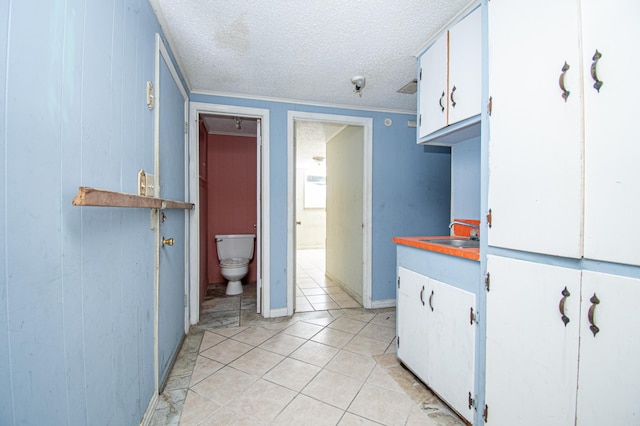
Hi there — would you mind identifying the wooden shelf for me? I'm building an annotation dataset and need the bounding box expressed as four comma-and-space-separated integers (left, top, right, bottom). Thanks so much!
72, 187, 194, 210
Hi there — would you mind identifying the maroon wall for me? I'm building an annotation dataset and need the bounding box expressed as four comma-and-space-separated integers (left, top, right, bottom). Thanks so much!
204, 133, 257, 285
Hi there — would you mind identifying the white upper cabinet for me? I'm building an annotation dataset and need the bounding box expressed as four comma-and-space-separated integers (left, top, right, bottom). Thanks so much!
582, 0, 640, 266
418, 7, 481, 141
487, 0, 583, 258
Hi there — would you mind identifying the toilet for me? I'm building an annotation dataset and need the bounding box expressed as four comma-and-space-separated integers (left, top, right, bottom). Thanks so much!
215, 234, 255, 295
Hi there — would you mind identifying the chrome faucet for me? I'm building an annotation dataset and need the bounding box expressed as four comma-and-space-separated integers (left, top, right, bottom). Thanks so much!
449, 221, 480, 240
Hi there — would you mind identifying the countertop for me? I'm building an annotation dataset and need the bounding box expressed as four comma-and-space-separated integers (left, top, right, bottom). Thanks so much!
392, 235, 480, 261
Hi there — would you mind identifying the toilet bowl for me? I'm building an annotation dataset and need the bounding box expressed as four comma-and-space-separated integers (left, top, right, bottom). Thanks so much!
215, 234, 255, 295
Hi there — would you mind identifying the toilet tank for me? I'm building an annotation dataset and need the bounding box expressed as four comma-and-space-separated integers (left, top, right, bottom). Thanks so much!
215, 234, 255, 260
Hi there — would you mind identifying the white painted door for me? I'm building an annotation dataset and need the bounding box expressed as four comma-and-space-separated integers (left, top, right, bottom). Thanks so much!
396, 267, 429, 380
427, 279, 476, 423
487, 0, 583, 258
582, 0, 640, 266
448, 7, 482, 126
485, 255, 581, 425
418, 34, 448, 138
577, 271, 640, 425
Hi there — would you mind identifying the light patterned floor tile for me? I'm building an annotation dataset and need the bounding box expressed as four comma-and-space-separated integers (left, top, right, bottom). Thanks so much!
210, 326, 248, 338
370, 312, 396, 329
325, 350, 376, 381
199, 331, 227, 352
336, 299, 362, 309
358, 322, 396, 344
348, 383, 413, 426
189, 355, 224, 386
229, 347, 284, 377
178, 390, 221, 426
282, 321, 324, 339
259, 332, 307, 356
262, 357, 321, 392
365, 365, 405, 393
289, 340, 339, 367
311, 327, 355, 349
302, 369, 363, 410
197, 407, 264, 426
328, 316, 368, 334
338, 412, 383, 425
344, 335, 390, 356
225, 379, 297, 422
190, 366, 256, 405
231, 326, 278, 346
199, 339, 253, 365
271, 394, 344, 426
312, 301, 341, 310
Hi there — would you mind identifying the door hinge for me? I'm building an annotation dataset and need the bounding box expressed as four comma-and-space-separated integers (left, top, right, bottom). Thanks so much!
483, 404, 489, 422
487, 208, 492, 228
468, 392, 476, 410
184, 122, 188, 134
397, 276, 400, 289
419, 68, 422, 81
488, 96, 493, 116
485, 272, 491, 292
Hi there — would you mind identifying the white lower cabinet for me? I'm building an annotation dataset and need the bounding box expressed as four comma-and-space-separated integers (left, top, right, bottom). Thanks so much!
397, 267, 476, 422
486, 256, 640, 425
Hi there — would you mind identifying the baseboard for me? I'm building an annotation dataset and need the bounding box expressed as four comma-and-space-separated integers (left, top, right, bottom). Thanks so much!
268, 307, 288, 318
370, 299, 396, 309
139, 391, 158, 426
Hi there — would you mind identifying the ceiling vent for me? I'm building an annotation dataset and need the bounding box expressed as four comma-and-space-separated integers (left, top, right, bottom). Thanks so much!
397, 79, 418, 94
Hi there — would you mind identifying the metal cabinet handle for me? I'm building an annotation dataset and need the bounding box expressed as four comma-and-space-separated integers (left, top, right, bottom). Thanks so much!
559, 62, 571, 101
450, 85, 457, 108
588, 293, 600, 336
591, 50, 603, 92
420, 285, 425, 306
438, 90, 446, 113
428, 290, 434, 312
559, 286, 571, 326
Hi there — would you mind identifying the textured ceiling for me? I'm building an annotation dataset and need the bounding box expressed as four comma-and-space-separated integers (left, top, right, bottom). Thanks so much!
150, 0, 477, 112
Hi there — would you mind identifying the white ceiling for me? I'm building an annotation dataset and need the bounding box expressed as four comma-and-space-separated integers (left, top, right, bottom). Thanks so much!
150, 0, 477, 113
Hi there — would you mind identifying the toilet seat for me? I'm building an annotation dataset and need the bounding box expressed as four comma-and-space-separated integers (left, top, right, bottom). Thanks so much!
220, 257, 249, 267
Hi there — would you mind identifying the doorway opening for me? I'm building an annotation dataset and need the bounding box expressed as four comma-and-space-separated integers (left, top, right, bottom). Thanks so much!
188, 103, 271, 325
287, 112, 373, 315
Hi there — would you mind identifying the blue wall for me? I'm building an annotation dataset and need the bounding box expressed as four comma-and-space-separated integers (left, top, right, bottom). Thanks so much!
191, 94, 452, 305
452, 136, 481, 220
1, 0, 176, 424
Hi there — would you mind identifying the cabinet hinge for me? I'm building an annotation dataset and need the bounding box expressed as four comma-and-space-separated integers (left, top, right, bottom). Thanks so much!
487, 96, 493, 116
468, 392, 476, 410
470, 307, 477, 325
397, 336, 400, 348
483, 404, 489, 422
419, 114, 422, 126
485, 272, 491, 292
419, 68, 422, 81
397, 276, 400, 289
486, 208, 492, 228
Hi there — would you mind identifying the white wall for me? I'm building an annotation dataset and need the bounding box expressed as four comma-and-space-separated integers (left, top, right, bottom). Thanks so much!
326, 126, 364, 301
295, 167, 326, 249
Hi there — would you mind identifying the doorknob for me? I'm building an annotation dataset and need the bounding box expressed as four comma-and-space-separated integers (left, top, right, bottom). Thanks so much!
162, 236, 174, 247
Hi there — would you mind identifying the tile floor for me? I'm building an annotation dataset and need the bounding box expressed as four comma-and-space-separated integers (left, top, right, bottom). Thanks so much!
149, 249, 465, 425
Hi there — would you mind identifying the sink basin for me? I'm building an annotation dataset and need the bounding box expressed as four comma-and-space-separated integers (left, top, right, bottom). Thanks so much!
419, 238, 480, 249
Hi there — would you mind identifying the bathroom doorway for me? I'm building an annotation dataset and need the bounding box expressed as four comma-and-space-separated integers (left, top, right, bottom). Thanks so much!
188, 103, 271, 323
287, 112, 373, 315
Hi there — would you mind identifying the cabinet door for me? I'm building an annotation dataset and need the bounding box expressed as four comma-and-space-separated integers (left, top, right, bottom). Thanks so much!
396, 267, 429, 380
427, 279, 476, 423
485, 256, 581, 426
582, 0, 640, 266
418, 34, 448, 139
448, 7, 482, 126
577, 271, 640, 425
487, 0, 583, 258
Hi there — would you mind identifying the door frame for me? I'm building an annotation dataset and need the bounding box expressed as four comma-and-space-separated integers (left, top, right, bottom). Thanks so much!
187, 102, 271, 321
153, 34, 189, 394
287, 111, 373, 314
